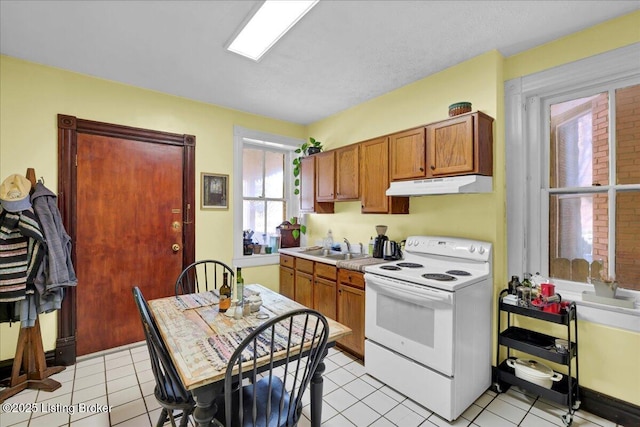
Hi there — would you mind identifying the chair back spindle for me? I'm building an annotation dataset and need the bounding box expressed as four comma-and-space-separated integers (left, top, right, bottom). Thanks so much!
175, 259, 234, 295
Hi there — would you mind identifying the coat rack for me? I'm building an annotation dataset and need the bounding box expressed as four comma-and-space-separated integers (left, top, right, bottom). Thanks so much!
0, 168, 66, 403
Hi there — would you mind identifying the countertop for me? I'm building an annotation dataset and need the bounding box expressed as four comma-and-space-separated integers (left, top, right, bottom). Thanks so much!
278, 247, 387, 272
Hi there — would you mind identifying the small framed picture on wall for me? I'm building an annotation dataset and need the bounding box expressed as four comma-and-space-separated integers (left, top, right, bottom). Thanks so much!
201, 173, 228, 210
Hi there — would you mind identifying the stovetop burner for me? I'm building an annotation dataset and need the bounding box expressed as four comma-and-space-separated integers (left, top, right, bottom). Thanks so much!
422, 273, 457, 281
396, 262, 423, 268
446, 270, 471, 276
380, 265, 402, 271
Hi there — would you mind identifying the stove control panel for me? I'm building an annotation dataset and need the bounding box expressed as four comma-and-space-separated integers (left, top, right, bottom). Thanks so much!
404, 236, 492, 262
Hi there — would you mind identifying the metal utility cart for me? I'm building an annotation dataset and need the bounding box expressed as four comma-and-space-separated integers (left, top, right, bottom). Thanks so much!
494, 289, 580, 426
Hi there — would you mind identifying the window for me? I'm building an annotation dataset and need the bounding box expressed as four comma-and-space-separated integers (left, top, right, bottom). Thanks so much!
233, 126, 303, 267
242, 146, 286, 248
548, 87, 640, 290
506, 44, 640, 331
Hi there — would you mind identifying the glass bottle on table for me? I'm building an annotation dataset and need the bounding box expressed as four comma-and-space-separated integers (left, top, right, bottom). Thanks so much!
234, 267, 244, 319
219, 272, 231, 313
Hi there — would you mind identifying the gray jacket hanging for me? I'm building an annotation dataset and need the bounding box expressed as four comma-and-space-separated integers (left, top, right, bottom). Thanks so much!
32, 182, 77, 305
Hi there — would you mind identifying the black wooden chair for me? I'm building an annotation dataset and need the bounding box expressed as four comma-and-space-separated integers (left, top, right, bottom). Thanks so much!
215, 308, 329, 427
132, 286, 195, 427
174, 259, 234, 295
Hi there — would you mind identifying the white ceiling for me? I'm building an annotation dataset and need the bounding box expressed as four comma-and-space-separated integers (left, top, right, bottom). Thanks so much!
1, 1, 638, 125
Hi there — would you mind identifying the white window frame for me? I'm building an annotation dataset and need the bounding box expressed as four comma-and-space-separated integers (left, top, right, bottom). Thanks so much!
505, 43, 640, 332
232, 126, 304, 268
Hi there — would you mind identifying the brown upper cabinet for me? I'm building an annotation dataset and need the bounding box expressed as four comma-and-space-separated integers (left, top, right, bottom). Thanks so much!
360, 136, 409, 214
315, 145, 360, 202
389, 127, 426, 181
315, 151, 335, 202
299, 156, 334, 214
335, 144, 359, 200
425, 112, 493, 178
305, 110, 493, 212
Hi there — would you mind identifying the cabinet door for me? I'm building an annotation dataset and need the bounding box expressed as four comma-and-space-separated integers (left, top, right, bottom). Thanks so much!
300, 155, 334, 213
389, 127, 426, 181
295, 271, 313, 308
426, 114, 474, 177
315, 151, 335, 201
299, 156, 316, 212
335, 145, 359, 200
314, 277, 337, 320
279, 266, 295, 301
360, 136, 390, 213
337, 283, 365, 358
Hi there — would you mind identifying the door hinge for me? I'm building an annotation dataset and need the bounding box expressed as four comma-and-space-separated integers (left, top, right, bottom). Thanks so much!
75, 155, 78, 167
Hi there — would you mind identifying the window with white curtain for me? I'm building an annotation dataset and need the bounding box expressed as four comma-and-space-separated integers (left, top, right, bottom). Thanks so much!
242, 146, 286, 247
232, 126, 302, 267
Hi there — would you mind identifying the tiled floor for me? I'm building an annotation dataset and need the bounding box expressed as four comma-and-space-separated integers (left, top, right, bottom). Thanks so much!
0, 343, 621, 427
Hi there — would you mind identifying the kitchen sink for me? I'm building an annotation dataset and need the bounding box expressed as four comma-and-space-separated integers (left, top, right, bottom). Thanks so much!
300, 248, 326, 256
324, 253, 368, 261
299, 247, 369, 261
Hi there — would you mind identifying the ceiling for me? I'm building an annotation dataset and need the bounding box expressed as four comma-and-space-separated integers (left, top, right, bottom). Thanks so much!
1, 1, 638, 125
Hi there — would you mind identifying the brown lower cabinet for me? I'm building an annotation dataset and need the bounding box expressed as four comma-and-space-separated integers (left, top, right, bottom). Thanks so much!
295, 258, 314, 308
337, 269, 365, 359
279, 255, 365, 359
314, 263, 337, 320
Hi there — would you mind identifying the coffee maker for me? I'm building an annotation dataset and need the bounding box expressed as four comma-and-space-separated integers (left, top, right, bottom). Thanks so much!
372, 225, 388, 259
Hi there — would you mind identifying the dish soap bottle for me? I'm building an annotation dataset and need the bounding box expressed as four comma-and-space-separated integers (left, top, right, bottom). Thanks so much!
324, 230, 334, 251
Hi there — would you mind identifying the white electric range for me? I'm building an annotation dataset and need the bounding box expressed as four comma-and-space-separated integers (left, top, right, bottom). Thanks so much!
364, 236, 493, 421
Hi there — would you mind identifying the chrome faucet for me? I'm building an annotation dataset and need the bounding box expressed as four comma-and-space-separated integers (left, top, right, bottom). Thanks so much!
343, 238, 352, 254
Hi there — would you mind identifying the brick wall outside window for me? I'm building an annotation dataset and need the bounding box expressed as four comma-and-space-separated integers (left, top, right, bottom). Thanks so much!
614, 85, 640, 288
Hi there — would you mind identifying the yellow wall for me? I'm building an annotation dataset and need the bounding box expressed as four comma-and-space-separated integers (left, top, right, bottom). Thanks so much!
1, 10, 638, 406
0, 56, 304, 359
306, 12, 640, 405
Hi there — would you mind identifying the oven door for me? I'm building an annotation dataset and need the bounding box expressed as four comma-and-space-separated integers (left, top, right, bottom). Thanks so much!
365, 273, 455, 376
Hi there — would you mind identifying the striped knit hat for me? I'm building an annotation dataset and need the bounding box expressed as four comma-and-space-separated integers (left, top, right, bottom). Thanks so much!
0, 174, 32, 212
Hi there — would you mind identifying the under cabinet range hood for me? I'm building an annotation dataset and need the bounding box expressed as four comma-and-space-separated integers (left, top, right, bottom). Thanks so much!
386, 175, 493, 196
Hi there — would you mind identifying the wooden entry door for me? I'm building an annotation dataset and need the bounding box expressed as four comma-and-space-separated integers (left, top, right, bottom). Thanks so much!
57, 115, 195, 360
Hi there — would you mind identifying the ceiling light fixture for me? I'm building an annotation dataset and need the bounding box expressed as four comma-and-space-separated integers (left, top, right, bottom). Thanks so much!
227, 0, 319, 61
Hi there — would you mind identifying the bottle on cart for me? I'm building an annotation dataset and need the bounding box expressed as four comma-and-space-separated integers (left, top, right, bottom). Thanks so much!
521, 273, 533, 307
219, 272, 231, 313
508, 275, 521, 295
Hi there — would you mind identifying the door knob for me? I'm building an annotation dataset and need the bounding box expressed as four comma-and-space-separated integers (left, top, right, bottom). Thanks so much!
172, 244, 180, 252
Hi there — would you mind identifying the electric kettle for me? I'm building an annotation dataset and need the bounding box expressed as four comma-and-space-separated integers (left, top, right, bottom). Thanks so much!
373, 235, 388, 258
383, 240, 402, 260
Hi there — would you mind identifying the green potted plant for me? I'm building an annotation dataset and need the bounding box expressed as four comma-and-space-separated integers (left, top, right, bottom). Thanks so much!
292, 137, 323, 195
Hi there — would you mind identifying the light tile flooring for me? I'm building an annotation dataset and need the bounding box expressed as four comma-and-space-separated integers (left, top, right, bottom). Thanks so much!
0, 343, 622, 427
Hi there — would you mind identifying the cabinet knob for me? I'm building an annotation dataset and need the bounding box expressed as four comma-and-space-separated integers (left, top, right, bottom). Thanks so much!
430, 165, 436, 170
419, 167, 424, 172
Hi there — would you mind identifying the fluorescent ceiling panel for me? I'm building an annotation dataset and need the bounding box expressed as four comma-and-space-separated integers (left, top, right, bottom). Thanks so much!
227, 0, 319, 61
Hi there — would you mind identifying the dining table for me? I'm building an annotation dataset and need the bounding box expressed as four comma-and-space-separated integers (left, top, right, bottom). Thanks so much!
148, 283, 352, 427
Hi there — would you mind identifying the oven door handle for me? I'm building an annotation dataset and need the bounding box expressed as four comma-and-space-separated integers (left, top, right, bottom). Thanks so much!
368, 278, 453, 305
